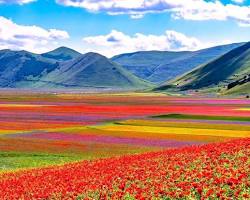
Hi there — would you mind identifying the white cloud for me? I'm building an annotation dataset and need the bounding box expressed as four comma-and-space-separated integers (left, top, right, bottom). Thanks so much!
0, 0, 36, 4
0, 16, 69, 53
232, 0, 245, 4
56, 0, 250, 26
82, 29, 211, 57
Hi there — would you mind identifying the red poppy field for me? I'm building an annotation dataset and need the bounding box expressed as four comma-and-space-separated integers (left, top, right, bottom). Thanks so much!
0, 91, 249, 199
0, 138, 249, 199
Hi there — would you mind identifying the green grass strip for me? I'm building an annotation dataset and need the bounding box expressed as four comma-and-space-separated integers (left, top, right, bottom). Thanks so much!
0, 152, 84, 171
152, 114, 250, 122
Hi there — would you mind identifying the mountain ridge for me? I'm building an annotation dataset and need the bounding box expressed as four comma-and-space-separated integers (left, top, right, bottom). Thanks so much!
41, 47, 82, 61
156, 42, 250, 95
112, 43, 245, 83
21, 52, 152, 89
0, 42, 249, 93
0, 49, 59, 87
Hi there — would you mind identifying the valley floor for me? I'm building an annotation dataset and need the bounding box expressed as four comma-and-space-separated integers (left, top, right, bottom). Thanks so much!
0, 91, 249, 199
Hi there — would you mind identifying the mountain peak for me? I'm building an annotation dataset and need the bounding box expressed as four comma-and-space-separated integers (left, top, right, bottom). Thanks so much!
83, 52, 107, 59
35, 50, 151, 89
51, 46, 76, 53
42, 46, 81, 61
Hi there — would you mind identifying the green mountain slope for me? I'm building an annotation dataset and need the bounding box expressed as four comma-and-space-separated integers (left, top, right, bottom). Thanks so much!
148, 43, 244, 83
41, 47, 81, 61
112, 43, 243, 83
156, 42, 250, 94
224, 82, 250, 96
0, 50, 58, 87
112, 51, 190, 80
32, 52, 152, 89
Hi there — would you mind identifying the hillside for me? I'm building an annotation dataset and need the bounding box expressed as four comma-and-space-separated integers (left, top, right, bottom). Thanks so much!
148, 43, 244, 83
0, 42, 247, 91
32, 52, 151, 89
41, 47, 81, 61
112, 43, 244, 83
112, 51, 189, 80
224, 77, 250, 96
156, 42, 250, 94
0, 50, 58, 87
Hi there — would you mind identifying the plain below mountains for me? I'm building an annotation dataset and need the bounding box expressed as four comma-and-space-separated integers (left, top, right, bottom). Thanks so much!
157, 42, 250, 96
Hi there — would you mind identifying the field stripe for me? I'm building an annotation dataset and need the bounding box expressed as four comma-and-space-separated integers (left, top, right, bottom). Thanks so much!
96, 124, 249, 138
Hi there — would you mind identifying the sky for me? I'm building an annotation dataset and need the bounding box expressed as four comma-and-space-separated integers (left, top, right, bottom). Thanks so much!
0, 0, 250, 57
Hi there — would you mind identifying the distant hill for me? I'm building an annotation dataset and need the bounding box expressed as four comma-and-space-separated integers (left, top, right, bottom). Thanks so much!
111, 51, 189, 80
112, 43, 244, 83
147, 43, 244, 83
0, 42, 248, 91
156, 42, 250, 95
41, 47, 81, 61
0, 50, 58, 87
31, 52, 151, 89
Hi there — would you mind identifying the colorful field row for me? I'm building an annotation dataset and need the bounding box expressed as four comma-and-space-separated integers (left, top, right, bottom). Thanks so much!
0, 92, 249, 171
0, 138, 249, 199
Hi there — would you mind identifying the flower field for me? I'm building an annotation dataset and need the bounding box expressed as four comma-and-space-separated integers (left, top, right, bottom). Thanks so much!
0, 138, 249, 199
0, 91, 249, 199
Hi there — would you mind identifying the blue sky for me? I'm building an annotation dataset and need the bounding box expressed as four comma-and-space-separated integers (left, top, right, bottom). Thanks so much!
0, 0, 250, 56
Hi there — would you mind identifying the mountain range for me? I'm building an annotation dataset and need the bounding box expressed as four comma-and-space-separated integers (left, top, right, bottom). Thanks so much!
0, 48, 150, 89
112, 43, 244, 83
0, 42, 249, 95
157, 42, 250, 96
0, 49, 58, 87
28, 52, 151, 89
